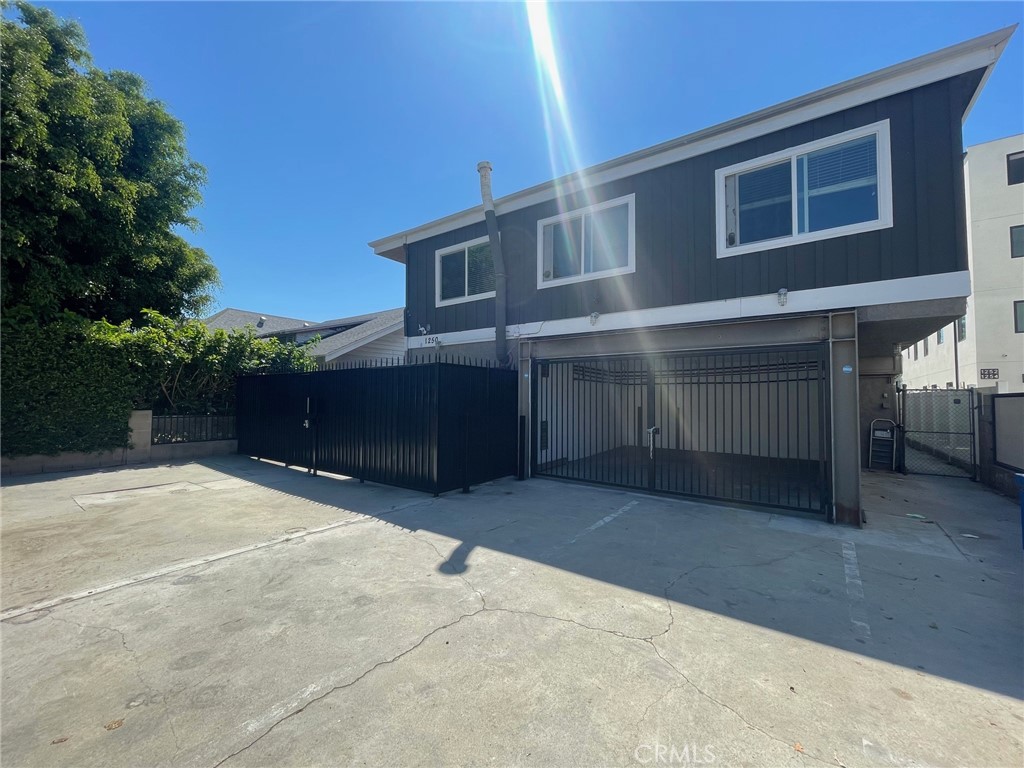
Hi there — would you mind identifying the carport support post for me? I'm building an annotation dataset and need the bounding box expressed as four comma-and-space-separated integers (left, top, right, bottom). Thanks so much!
830, 311, 863, 526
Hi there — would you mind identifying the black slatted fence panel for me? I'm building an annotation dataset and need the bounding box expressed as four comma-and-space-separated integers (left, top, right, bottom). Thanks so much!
236, 362, 517, 495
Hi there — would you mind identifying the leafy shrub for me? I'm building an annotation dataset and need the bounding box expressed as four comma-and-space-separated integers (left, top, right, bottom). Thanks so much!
1, 310, 137, 455
1, 310, 316, 456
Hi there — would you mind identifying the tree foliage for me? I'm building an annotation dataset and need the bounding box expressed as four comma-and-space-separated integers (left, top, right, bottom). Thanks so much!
1, 310, 317, 456
101, 310, 318, 416
1, 1, 219, 323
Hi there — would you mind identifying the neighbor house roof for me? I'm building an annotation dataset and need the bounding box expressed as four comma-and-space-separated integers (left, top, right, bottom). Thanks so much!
302, 308, 405, 362
204, 308, 314, 335
369, 25, 1015, 263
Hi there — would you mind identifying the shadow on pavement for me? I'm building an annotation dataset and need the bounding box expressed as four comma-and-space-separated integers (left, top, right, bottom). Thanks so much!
201, 454, 1024, 699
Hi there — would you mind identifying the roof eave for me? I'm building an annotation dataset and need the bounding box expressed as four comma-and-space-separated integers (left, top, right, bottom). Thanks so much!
368, 25, 1016, 263
319, 319, 406, 362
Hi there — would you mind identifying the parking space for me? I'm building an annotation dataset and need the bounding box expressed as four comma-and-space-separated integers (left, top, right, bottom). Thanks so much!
2, 458, 1021, 767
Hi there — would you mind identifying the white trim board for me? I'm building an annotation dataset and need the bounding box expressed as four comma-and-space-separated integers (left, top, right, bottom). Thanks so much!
536, 194, 636, 289
321, 321, 405, 362
714, 121, 894, 258
405, 271, 970, 349
370, 28, 1013, 260
435, 235, 497, 308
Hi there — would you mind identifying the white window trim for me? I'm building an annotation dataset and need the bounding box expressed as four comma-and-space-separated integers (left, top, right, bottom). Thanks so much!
715, 120, 893, 259
435, 235, 497, 308
536, 193, 636, 289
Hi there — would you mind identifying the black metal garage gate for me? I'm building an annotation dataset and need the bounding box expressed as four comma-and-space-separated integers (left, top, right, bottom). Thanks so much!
532, 345, 831, 515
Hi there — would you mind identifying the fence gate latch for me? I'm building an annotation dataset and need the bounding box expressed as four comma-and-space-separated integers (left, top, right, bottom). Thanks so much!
647, 425, 661, 459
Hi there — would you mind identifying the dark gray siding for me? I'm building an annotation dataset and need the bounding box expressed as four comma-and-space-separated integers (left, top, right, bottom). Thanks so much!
405, 70, 984, 337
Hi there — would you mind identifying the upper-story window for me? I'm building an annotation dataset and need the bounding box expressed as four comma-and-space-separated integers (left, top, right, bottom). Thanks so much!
716, 121, 893, 258
435, 236, 495, 307
1015, 301, 1024, 334
537, 194, 635, 288
1008, 152, 1024, 186
1011, 225, 1024, 258
936, 328, 944, 345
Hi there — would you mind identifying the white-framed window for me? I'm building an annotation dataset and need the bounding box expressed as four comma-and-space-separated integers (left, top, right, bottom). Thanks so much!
715, 120, 893, 258
536, 193, 635, 289
435, 235, 496, 307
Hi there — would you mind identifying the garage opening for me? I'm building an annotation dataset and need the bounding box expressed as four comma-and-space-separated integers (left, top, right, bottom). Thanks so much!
532, 345, 831, 515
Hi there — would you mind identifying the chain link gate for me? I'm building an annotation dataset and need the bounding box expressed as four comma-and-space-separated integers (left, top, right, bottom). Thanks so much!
899, 387, 976, 479
532, 345, 831, 515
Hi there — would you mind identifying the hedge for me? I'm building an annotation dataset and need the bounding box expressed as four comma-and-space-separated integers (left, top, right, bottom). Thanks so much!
1, 312, 137, 456
1, 310, 316, 457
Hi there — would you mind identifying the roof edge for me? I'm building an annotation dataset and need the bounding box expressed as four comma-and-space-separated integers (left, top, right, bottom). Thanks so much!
319, 318, 406, 362
369, 25, 1016, 262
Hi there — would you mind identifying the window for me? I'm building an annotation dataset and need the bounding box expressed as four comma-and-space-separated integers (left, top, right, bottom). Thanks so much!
1008, 152, 1024, 186
923, 336, 929, 356
435, 236, 495, 307
537, 194, 635, 288
936, 328, 944, 345
1011, 225, 1024, 258
1015, 301, 1024, 334
957, 314, 967, 342
913, 343, 919, 361
717, 121, 892, 257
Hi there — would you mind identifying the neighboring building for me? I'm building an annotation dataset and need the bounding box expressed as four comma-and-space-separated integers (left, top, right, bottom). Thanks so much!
369, 28, 1014, 525
204, 307, 406, 368
205, 308, 313, 335
901, 134, 1024, 393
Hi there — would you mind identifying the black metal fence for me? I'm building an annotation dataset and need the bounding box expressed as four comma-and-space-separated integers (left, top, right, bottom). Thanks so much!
151, 414, 236, 444
533, 345, 830, 515
236, 362, 518, 495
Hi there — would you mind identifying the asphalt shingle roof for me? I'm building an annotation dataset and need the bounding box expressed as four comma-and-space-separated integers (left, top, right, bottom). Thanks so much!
305, 308, 405, 360
203, 308, 314, 335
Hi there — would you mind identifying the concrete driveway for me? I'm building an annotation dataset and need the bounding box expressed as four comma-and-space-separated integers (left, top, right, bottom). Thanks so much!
2, 457, 1022, 767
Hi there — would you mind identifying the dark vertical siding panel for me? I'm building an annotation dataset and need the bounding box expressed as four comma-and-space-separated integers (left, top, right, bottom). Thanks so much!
405, 73, 975, 334
884, 91, 918, 280
949, 76, 971, 273
912, 87, 933, 279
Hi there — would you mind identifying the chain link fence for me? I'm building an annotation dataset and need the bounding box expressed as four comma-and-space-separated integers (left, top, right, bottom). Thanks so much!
901, 388, 975, 478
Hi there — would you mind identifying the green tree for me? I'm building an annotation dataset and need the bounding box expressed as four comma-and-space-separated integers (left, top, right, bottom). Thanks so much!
1, 0, 218, 323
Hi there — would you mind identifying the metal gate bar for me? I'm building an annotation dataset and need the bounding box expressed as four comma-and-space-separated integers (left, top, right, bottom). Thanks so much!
532, 345, 830, 515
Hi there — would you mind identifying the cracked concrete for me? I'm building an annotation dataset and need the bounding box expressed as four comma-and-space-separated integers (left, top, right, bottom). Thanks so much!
2, 456, 1022, 767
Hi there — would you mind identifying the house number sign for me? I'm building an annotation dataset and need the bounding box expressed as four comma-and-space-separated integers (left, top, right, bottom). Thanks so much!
980, 368, 999, 380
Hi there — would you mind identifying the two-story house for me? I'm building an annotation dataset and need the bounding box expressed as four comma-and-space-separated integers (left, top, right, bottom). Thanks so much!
370, 27, 1015, 525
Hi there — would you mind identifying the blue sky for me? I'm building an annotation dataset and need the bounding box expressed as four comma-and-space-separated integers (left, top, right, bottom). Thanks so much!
45, 1, 1024, 322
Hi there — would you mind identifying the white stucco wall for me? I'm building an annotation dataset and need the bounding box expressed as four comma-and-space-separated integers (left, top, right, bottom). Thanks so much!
902, 134, 1024, 393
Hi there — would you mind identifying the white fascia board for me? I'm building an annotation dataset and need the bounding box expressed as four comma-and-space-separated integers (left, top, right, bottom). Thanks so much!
405, 271, 971, 349
320, 321, 406, 362
370, 27, 1014, 260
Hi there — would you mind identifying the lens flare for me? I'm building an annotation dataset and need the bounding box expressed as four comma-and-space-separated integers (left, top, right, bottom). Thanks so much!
525, 0, 644, 322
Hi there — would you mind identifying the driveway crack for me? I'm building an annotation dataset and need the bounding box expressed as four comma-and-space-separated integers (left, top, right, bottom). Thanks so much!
212, 608, 485, 767
48, 616, 177, 749
645, 639, 832, 767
